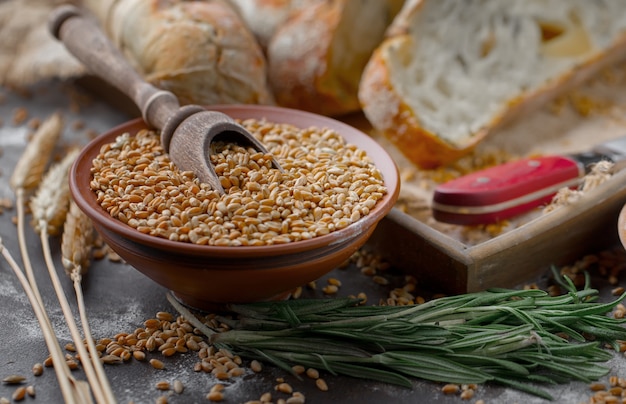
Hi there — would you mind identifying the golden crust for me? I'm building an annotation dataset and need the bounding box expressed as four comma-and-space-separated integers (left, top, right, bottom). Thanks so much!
267, 1, 350, 116
360, 47, 473, 169
228, 0, 312, 50
267, 0, 402, 117
84, 0, 274, 106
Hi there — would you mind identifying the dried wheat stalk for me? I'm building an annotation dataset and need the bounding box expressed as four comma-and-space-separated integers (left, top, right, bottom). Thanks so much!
0, 237, 92, 403
7, 112, 89, 404
31, 149, 109, 404
10, 112, 63, 300
62, 199, 116, 404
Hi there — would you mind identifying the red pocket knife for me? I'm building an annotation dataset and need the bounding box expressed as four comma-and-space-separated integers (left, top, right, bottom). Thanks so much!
432, 136, 626, 225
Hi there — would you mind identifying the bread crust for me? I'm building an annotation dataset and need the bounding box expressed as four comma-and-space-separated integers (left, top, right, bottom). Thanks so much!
359, 0, 626, 168
83, 0, 274, 106
359, 43, 472, 169
228, 0, 312, 50
267, 0, 403, 117
267, 1, 348, 116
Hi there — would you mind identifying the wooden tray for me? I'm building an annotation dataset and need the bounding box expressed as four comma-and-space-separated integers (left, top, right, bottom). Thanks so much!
367, 169, 626, 294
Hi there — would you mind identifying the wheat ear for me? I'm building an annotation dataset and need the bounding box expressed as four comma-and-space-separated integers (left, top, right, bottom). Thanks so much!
30, 148, 78, 235
62, 199, 117, 404
10, 112, 63, 192
11, 112, 63, 302
31, 150, 107, 404
8, 113, 88, 404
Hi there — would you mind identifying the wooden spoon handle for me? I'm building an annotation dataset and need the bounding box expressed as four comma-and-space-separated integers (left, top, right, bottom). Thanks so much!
49, 5, 178, 131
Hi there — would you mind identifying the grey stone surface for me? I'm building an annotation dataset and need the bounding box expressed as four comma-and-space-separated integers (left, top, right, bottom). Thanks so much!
0, 80, 622, 403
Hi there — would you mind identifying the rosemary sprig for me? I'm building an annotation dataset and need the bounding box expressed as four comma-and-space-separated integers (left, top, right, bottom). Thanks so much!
185, 274, 626, 401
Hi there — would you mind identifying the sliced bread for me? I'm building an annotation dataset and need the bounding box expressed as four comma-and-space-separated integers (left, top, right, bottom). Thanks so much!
359, 0, 626, 168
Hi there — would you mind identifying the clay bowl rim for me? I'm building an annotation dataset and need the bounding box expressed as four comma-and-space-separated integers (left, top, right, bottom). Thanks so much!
70, 104, 400, 259
618, 203, 626, 251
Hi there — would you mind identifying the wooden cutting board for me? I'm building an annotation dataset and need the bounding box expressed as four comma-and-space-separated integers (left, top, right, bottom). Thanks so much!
360, 62, 626, 292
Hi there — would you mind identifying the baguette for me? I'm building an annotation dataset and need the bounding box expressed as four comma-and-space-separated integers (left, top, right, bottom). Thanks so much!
267, 0, 403, 116
359, 0, 626, 168
82, 0, 274, 106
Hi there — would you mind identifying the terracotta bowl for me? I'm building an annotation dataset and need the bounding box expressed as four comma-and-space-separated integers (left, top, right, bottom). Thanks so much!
70, 105, 400, 310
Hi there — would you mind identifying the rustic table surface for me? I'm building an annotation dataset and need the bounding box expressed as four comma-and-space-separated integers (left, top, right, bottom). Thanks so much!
0, 79, 624, 404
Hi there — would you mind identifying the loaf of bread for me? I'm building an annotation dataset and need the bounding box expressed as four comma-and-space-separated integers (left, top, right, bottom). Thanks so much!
359, 0, 626, 169
82, 0, 274, 106
227, 0, 312, 50
266, 0, 404, 117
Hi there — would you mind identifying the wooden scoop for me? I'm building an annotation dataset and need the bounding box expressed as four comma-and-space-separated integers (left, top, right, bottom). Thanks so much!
49, 5, 282, 194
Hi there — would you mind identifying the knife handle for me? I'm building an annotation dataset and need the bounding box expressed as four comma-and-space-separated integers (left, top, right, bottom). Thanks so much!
432, 156, 583, 225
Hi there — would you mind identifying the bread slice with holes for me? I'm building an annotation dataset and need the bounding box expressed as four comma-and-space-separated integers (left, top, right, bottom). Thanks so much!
359, 0, 626, 169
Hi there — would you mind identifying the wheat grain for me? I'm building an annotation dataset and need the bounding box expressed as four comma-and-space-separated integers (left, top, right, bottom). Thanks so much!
155, 381, 170, 390
90, 120, 387, 246
305, 368, 319, 379
32, 363, 43, 377
11, 386, 26, 402
2, 375, 25, 384
150, 359, 165, 370
206, 391, 224, 402
276, 382, 293, 394
250, 360, 263, 373
315, 378, 328, 392
173, 380, 184, 394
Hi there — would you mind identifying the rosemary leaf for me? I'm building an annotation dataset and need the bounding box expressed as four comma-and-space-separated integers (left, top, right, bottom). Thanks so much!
530, 314, 586, 341
505, 351, 609, 382
380, 351, 494, 384
228, 298, 361, 320
494, 376, 555, 401
456, 288, 546, 308
443, 324, 534, 350
212, 332, 372, 357
539, 341, 612, 360
569, 320, 626, 342
324, 361, 413, 387
445, 353, 530, 376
